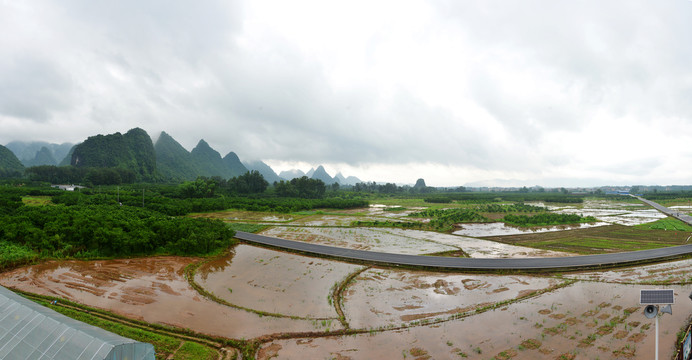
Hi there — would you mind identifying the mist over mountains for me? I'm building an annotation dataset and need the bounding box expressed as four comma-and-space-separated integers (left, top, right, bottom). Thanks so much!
1, 128, 364, 185
5, 141, 74, 167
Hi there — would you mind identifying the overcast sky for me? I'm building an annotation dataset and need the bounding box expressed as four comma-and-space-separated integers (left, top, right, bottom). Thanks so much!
2, 1, 692, 187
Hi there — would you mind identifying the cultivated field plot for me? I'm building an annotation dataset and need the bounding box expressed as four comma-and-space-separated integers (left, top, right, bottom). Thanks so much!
192, 204, 419, 227
453, 221, 609, 237
567, 257, 692, 284
191, 209, 298, 223
384, 228, 573, 258
195, 244, 363, 319
551, 199, 666, 226
260, 226, 460, 255
342, 269, 560, 328
0, 257, 332, 339
484, 221, 692, 255
258, 282, 692, 359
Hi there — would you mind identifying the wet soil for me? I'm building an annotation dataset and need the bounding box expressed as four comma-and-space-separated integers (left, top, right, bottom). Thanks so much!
342, 268, 559, 328
566, 257, 692, 284
0, 257, 333, 338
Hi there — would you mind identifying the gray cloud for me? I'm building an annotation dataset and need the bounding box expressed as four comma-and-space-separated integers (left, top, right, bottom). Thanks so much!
1, 0, 692, 186
0, 56, 74, 121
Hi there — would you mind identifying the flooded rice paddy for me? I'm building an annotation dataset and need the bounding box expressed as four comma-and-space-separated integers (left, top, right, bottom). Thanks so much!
0, 257, 335, 338
566, 257, 692, 284
259, 227, 460, 255
380, 228, 572, 258
259, 282, 692, 359
342, 269, 560, 328
453, 221, 609, 238
195, 244, 363, 319
458, 199, 667, 237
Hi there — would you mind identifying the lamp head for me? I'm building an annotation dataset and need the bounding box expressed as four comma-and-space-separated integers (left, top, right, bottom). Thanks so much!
644, 305, 658, 319
660, 304, 672, 315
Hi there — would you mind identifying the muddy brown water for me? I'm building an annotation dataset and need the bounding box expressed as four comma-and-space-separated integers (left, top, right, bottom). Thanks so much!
0, 256, 334, 338
195, 244, 363, 319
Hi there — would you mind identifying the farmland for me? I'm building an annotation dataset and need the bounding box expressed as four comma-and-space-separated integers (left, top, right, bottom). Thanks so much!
2, 187, 692, 359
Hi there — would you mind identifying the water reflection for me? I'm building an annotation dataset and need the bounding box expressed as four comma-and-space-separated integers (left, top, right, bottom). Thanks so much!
453, 222, 608, 237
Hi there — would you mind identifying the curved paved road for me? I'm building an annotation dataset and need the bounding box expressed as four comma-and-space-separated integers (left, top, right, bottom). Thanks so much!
235, 231, 692, 271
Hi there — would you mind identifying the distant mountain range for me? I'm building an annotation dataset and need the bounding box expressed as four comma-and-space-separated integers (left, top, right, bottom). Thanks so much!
1, 128, 364, 184
279, 166, 361, 185
5, 141, 74, 167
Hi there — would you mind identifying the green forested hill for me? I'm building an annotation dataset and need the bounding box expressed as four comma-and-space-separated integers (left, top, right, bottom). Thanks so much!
154, 131, 199, 181
58, 144, 78, 166
223, 151, 248, 177
0, 145, 24, 178
190, 139, 233, 178
25, 146, 57, 167
70, 128, 156, 180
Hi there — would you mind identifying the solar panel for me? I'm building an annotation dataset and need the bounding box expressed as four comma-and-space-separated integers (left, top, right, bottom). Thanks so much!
640, 289, 675, 305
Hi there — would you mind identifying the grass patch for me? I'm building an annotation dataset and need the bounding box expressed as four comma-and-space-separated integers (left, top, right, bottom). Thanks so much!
227, 223, 269, 233
637, 217, 692, 232
174, 341, 219, 360
21, 196, 53, 206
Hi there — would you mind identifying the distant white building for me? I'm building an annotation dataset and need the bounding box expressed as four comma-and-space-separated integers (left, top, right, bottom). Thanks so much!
52, 184, 87, 191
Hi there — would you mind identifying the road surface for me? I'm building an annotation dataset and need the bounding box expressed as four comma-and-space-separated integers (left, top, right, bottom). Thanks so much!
235, 231, 692, 271
634, 195, 692, 225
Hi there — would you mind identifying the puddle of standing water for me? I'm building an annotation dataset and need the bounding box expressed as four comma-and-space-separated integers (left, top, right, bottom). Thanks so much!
0, 257, 335, 339
195, 244, 363, 318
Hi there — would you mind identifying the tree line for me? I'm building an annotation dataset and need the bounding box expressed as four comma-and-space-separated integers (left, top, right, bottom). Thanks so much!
0, 192, 236, 269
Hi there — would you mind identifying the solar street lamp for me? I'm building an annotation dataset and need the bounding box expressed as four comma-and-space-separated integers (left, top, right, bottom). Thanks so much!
640, 289, 675, 360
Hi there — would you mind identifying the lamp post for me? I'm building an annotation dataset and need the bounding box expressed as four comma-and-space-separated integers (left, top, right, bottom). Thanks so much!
641, 289, 674, 360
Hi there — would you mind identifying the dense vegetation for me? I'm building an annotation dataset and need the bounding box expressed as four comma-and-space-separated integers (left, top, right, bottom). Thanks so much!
274, 176, 327, 198
0, 202, 234, 268
642, 191, 692, 201
409, 208, 490, 232
26, 165, 137, 185
475, 203, 545, 213
52, 188, 367, 215
503, 213, 597, 227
